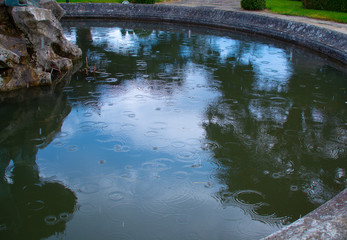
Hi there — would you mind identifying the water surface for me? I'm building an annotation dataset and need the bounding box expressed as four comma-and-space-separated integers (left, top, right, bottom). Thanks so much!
0, 20, 346, 240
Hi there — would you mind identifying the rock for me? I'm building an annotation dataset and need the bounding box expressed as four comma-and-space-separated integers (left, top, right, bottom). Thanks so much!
0, 33, 28, 59
38, 0, 65, 20
0, 1, 81, 92
0, 44, 20, 68
1, 64, 51, 91
11, 6, 82, 70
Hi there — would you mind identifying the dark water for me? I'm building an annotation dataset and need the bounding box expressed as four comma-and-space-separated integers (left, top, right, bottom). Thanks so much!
0, 20, 346, 240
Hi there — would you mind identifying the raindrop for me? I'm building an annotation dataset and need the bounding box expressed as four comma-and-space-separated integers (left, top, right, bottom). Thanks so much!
26, 200, 45, 211
135, 95, 145, 99
54, 141, 65, 148
115, 73, 125, 77
144, 130, 160, 137
105, 78, 119, 83
108, 191, 125, 202
171, 141, 185, 148
59, 212, 72, 222
66, 145, 78, 152
290, 185, 299, 191
94, 122, 108, 129
112, 144, 130, 153
99, 72, 111, 78
83, 112, 93, 117
201, 140, 220, 151
79, 183, 99, 194
272, 172, 281, 179
56, 132, 69, 138
233, 190, 265, 207
44, 215, 58, 226
121, 124, 136, 131
176, 151, 199, 163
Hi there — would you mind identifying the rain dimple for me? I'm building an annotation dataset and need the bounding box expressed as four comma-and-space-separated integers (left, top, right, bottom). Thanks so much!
44, 215, 58, 226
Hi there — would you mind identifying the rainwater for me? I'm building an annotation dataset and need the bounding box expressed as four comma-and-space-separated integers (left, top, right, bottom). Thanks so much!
0, 20, 346, 240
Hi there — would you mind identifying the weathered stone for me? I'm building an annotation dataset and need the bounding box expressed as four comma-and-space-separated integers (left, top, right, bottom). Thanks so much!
0, 44, 20, 68
11, 6, 81, 69
0, 1, 81, 92
0, 64, 51, 91
263, 188, 347, 240
0, 34, 28, 59
38, 0, 65, 20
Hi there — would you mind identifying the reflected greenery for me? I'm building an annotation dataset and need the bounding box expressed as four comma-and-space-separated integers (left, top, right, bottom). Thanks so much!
0, 88, 77, 239
203, 54, 346, 222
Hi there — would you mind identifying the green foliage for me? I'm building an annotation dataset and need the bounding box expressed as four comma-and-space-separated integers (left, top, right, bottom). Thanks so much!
303, 0, 346, 12
241, 0, 266, 10
129, 0, 155, 3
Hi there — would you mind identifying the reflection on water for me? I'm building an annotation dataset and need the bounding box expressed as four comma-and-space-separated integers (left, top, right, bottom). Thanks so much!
0, 88, 77, 239
0, 20, 346, 239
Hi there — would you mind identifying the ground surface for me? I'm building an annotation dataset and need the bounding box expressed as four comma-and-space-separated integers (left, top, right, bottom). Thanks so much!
159, 0, 347, 34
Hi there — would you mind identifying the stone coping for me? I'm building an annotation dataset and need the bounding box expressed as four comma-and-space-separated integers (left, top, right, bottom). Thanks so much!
59, 3, 347, 239
60, 3, 347, 65
263, 188, 347, 239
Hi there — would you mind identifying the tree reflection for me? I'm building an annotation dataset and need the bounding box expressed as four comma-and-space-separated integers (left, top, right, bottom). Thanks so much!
202, 52, 346, 223
0, 89, 77, 239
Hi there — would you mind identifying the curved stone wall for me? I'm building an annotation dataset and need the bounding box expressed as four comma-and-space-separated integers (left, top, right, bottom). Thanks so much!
60, 3, 347, 65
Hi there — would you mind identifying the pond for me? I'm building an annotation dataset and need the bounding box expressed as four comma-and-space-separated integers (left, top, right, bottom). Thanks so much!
0, 20, 346, 240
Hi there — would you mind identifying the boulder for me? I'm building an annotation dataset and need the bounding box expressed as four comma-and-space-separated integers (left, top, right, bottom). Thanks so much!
38, 0, 65, 20
0, 0, 81, 92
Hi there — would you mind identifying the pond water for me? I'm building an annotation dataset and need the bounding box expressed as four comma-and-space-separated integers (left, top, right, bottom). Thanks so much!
0, 20, 346, 240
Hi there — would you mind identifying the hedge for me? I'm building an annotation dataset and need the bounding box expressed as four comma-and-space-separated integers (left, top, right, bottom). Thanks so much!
303, 0, 346, 12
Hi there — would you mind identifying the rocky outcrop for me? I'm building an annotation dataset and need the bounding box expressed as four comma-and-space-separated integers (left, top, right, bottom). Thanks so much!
0, 0, 81, 92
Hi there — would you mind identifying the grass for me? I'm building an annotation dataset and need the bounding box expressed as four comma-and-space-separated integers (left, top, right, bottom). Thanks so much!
266, 0, 347, 23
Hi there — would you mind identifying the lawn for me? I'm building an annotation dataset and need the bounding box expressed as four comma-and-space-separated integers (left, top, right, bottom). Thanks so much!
267, 0, 347, 23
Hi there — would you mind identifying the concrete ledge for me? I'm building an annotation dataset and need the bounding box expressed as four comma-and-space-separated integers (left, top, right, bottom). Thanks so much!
263, 188, 347, 240
60, 3, 347, 65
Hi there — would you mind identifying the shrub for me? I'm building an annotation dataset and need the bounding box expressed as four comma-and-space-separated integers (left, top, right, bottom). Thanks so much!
241, 0, 266, 10
129, 0, 155, 4
303, 0, 346, 12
